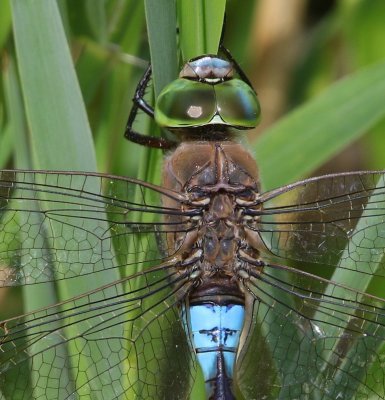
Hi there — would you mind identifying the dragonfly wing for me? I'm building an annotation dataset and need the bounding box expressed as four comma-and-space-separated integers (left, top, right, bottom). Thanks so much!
0, 265, 196, 399
253, 171, 385, 274
0, 170, 199, 398
237, 262, 385, 399
0, 170, 192, 286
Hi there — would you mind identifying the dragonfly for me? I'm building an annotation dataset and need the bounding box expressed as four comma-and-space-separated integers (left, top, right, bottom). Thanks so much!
1, 47, 385, 400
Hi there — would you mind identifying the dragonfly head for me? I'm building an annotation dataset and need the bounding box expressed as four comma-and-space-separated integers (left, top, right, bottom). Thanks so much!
154, 55, 261, 136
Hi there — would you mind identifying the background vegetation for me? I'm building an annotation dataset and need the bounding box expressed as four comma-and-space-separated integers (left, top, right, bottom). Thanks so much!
2, 0, 385, 186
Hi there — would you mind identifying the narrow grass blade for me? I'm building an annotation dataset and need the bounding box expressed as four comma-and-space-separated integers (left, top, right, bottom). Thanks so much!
11, 0, 122, 397
145, 0, 177, 97
254, 60, 385, 190
0, 0, 11, 49
177, 0, 226, 60
84, 0, 107, 43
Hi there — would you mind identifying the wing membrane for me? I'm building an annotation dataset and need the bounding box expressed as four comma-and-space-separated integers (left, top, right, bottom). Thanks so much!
0, 170, 194, 286
3, 169, 385, 398
238, 262, 385, 399
253, 171, 385, 273
0, 264, 196, 399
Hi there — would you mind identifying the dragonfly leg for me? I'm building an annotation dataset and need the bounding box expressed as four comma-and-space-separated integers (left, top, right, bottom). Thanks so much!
124, 64, 177, 149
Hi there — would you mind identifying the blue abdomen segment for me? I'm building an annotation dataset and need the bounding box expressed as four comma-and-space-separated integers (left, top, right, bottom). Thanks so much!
189, 303, 245, 399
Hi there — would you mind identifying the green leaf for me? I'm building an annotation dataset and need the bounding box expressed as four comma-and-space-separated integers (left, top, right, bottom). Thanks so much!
224, 0, 257, 62
11, 0, 96, 171
0, 0, 12, 50
254, 60, 385, 190
11, 0, 122, 397
145, 0, 178, 97
177, 0, 226, 60
84, 0, 107, 43
0, 124, 13, 168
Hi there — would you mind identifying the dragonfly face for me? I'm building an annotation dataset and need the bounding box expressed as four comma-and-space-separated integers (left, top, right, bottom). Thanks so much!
155, 56, 260, 130
1, 53, 385, 400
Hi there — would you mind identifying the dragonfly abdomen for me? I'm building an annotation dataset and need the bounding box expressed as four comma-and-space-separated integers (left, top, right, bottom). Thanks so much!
188, 289, 245, 400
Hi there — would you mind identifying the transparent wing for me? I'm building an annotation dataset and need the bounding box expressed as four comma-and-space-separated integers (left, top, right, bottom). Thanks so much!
0, 264, 196, 399
4, 169, 385, 399
0, 170, 198, 399
0, 170, 195, 286
240, 170, 385, 398
251, 171, 385, 274
237, 262, 385, 399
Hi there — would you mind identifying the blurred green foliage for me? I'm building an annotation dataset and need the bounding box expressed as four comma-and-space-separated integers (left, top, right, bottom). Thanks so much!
1, 0, 385, 185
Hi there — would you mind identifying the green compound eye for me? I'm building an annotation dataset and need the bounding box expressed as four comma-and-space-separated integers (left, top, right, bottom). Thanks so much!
155, 77, 261, 130
215, 79, 261, 128
155, 79, 217, 128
